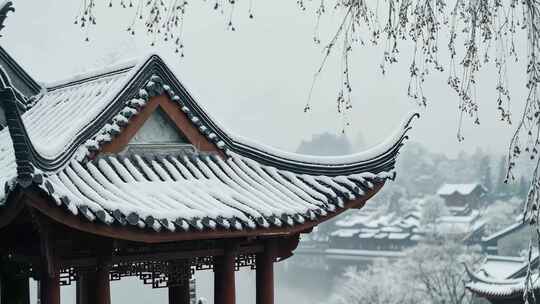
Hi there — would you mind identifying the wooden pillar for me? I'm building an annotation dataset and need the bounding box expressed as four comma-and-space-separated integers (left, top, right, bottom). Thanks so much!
214, 248, 236, 304
256, 249, 274, 304
39, 274, 60, 304
32, 210, 59, 304
76, 266, 111, 304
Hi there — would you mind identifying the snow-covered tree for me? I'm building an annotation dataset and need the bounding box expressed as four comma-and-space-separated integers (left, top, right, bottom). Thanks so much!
402, 241, 481, 304
296, 132, 352, 156
327, 260, 422, 304
494, 156, 515, 199
478, 155, 493, 194
421, 195, 449, 229
483, 199, 521, 235
328, 240, 481, 304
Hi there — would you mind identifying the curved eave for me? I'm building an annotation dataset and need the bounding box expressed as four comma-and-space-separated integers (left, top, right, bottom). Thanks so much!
466, 282, 531, 300
2, 54, 417, 186
16, 182, 384, 243
465, 266, 533, 299
154, 60, 419, 176
0, 57, 157, 175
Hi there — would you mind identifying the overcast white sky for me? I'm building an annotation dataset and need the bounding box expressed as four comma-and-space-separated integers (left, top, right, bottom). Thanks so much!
1, 0, 528, 158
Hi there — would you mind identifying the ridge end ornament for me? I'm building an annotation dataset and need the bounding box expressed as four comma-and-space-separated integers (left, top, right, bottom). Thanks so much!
0, 1, 14, 37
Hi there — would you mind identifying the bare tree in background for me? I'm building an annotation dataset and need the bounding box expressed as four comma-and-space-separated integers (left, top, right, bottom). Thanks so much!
74, 0, 540, 298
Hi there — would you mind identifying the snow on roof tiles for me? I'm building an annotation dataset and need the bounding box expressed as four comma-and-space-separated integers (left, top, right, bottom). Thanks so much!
0, 53, 417, 233
325, 248, 405, 259
466, 254, 540, 299
26, 67, 134, 159
331, 229, 362, 238
482, 221, 526, 242
36, 152, 388, 232
481, 256, 526, 280
466, 276, 534, 299
436, 183, 485, 196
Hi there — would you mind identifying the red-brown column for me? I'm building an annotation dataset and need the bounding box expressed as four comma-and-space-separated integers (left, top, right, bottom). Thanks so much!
76, 266, 110, 304
256, 248, 274, 304
39, 274, 60, 304
214, 249, 236, 304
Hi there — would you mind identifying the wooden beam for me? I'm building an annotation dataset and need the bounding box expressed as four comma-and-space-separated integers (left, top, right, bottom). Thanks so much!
274, 234, 300, 262
30, 210, 56, 277
23, 182, 383, 244
214, 246, 236, 304
0, 191, 24, 230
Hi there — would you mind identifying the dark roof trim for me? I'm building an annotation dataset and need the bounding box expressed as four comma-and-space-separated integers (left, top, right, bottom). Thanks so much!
0, 87, 39, 187
24, 182, 382, 243
46, 64, 135, 92
2, 54, 416, 178
0, 46, 41, 95
157, 59, 419, 176
0, 1, 13, 36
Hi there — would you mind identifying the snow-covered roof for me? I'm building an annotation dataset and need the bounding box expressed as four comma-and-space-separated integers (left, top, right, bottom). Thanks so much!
482, 221, 526, 243
331, 229, 361, 238
0, 54, 417, 235
466, 254, 540, 299
325, 248, 405, 259
387, 232, 410, 240
466, 274, 535, 299
334, 209, 376, 228
436, 183, 486, 196
33, 152, 394, 231
481, 256, 526, 280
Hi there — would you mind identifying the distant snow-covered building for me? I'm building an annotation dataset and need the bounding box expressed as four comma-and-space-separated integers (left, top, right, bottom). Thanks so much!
328, 207, 424, 259
437, 183, 487, 214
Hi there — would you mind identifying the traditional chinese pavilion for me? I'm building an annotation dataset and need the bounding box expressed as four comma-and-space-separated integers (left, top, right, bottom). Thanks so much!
0, 5, 417, 304
466, 254, 539, 304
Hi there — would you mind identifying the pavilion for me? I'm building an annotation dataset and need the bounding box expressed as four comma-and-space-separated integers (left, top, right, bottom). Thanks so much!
0, 4, 417, 304
466, 254, 539, 304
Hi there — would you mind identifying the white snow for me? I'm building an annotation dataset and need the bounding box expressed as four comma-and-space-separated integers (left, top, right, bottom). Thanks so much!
437, 183, 485, 196
0, 52, 402, 232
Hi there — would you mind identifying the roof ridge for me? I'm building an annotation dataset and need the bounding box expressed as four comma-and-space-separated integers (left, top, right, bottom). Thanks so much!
0, 55, 161, 176
45, 59, 138, 91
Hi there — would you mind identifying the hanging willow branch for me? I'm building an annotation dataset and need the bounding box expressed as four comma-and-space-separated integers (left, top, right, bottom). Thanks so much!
74, 0, 540, 296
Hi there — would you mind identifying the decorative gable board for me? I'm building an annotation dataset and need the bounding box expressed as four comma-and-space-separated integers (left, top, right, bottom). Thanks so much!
129, 107, 190, 145
99, 95, 223, 157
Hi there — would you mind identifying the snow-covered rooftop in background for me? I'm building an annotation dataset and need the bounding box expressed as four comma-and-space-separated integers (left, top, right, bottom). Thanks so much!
331, 229, 362, 238
481, 255, 526, 280
325, 248, 406, 259
437, 183, 486, 196
482, 221, 526, 242
466, 253, 540, 299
